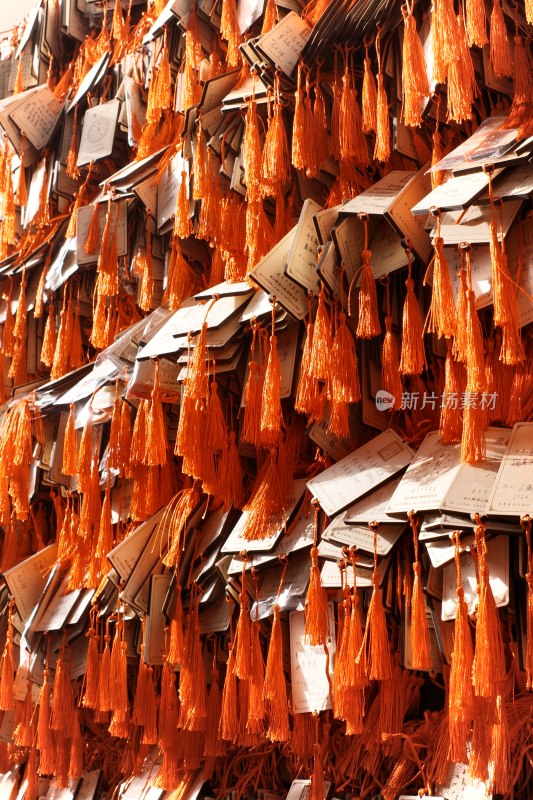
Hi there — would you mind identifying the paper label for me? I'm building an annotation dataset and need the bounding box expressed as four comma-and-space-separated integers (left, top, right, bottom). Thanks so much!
342, 171, 416, 215
412, 171, 493, 215
107, 509, 165, 582
285, 199, 321, 293
145, 574, 171, 664
250, 227, 308, 319
76, 200, 128, 265
290, 605, 335, 713
441, 535, 509, 621
486, 422, 533, 515
77, 99, 120, 166
4, 544, 58, 622
307, 429, 414, 517
256, 12, 312, 76
11, 85, 63, 150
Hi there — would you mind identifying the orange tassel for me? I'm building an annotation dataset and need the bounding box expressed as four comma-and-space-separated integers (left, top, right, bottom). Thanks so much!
490, 0, 512, 78
304, 502, 328, 646
159, 659, 179, 753
66, 108, 80, 180
141, 667, 159, 744
309, 290, 333, 380
440, 340, 464, 444
362, 50, 377, 134
51, 646, 75, 736
432, 0, 460, 84
260, 310, 283, 448
137, 227, 155, 313
262, 82, 290, 196
408, 512, 431, 670
359, 525, 393, 681
465, 0, 487, 47
187, 324, 209, 403
241, 326, 264, 447
77, 417, 93, 494
13, 58, 24, 95
168, 586, 185, 666
17, 138, 27, 207
463, 249, 486, 395
163, 237, 195, 311
330, 310, 361, 404
95, 485, 113, 566
146, 364, 167, 466
62, 404, 78, 477
220, 0, 241, 68
218, 431, 244, 510
36, 669, 55, 775
505, 36, 533, 130
522, 515, 533, 690
401, 5, 429, 127
355, 245, 381, 339
234, 564, 252, 680
247, 618, 265, 734
0, 601, 15, 711
424, 223, 457, 339
312, 79, 328, 176
14, 678, 33, 746
243, 97, 263, 203
179, 604, 207, 732
69, 713, 83, 779
82, 610, 100, 709
374, 33, 390, 163
130, 399, 148, 466
490, 693, 511, 795
96, 200, 119, 298
84, 203, 101, 255
96, 624, 112, 714
448, 531, 475, 763
461, 397, 486, 467
472, 518, 506, 700
40, 302, 57, 368
310, 736, 324, 800
399, 261, 425, 375
25, 748, 38, 799
193, 125, 208, 201
261, 0, 277, 32
292, 63, 308, 171
447, 14, 477, 124
339, 62, 368, 166
381, 316, 402, 410
174, 171, 193, 238
204, 660, 224, 757
264, 606, 290, 742
162, 486, 202, 568
295, 319, 321, 419
132, 644, 148, 726
220, 642, 238, 742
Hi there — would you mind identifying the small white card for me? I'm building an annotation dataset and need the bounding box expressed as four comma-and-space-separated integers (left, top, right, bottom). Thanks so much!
307, 430, 414, 517
290, 605, 335, 714
77, 99, 120, 166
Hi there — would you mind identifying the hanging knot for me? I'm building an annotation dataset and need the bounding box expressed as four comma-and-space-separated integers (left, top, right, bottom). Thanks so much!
434, 236, 444, 248
361, 249, 372, 264
405, 275, 415, 292
385, 314, 393, 332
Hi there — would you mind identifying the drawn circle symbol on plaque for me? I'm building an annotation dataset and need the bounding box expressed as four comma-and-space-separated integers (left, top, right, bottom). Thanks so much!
87, 118, 110, 145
